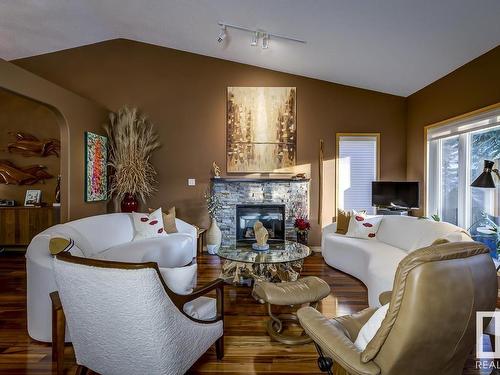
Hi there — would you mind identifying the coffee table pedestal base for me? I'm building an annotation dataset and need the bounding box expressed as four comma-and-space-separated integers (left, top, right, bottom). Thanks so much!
220, 260, 304, 284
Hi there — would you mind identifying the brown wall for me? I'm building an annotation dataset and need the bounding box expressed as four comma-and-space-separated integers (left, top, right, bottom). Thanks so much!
406, 46, 500, 215
0, 59, 108, 221
0, 88, 60, 205
13, 39, 407, 245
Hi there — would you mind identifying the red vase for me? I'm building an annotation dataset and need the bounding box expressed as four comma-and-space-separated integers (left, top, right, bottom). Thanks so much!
121, 193, 138, 212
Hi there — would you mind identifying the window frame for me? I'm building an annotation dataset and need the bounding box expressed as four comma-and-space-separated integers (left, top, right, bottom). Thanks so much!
335, 132, 380, 215
423, 102, 500, 225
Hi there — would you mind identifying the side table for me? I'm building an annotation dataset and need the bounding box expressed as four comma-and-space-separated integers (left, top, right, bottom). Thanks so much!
197, 228, 207, 255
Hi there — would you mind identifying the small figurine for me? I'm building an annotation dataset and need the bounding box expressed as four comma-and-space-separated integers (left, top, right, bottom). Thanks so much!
212, 161, 221, 178
252, 220, 269, 251
54, 175, 61, 205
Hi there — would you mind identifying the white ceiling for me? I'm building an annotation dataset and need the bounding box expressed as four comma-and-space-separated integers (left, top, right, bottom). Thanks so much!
1, 0, 499, 96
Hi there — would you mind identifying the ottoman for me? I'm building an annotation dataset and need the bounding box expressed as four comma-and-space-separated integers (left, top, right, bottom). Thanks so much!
253, 276, 330, 345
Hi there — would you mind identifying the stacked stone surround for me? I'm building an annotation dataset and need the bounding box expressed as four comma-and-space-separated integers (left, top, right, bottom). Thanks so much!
212, 178, 310, 244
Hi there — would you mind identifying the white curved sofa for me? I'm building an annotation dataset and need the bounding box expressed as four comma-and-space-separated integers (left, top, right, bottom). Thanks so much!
26, 212, 197, 342
322, 215, 471, 307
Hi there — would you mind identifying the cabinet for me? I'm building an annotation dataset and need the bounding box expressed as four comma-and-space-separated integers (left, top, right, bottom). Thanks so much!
0, 206, 60, 247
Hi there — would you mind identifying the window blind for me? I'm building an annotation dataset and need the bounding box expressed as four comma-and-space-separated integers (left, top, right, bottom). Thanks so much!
427, 108, 500, 141
338, 136, 378, 214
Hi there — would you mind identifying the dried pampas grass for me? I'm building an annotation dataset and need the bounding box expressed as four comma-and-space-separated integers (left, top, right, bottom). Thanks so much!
104, 106, 160, 203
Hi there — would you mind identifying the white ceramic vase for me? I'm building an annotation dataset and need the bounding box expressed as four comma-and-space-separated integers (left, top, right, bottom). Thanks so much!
206, 217, 222, 254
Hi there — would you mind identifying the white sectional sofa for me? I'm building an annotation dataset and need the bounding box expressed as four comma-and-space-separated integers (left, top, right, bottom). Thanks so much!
26, 212, 197, 342
322, 215, 471, 307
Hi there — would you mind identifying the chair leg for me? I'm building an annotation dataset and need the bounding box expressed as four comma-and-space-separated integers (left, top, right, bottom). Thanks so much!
314, 342, 333, 375
51, 292, 66, 375
75, 365, 89, 375
215, 336, 224, 360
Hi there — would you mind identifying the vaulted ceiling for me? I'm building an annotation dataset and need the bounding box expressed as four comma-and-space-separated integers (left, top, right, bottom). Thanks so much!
1, 0, 499, 96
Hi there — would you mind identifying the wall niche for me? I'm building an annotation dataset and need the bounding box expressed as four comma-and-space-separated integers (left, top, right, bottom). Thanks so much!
0, 88, 60, 206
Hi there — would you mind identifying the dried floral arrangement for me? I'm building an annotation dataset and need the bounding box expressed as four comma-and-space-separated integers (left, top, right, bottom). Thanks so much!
104, 106, 160, 203
204, 189, 222, 218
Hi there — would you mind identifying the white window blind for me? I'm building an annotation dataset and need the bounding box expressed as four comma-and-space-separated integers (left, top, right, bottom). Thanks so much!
337, 135, 378, 215
427, 108, 500, 228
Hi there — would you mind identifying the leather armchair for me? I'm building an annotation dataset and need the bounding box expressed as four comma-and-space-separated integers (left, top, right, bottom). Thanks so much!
298, 242, 497, 375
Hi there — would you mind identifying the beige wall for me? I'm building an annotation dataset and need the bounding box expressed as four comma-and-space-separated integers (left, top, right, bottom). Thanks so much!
406, 46, 500, 216
13, 39, 407, 245
0, 59, 108, 221
0, 88, 60, 205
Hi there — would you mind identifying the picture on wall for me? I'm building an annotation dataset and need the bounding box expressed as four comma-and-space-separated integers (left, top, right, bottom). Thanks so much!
227, 87, 296, 173
85, 131, 108, 202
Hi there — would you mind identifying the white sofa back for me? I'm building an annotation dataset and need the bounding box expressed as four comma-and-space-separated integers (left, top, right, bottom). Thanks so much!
376, 216, 465, 252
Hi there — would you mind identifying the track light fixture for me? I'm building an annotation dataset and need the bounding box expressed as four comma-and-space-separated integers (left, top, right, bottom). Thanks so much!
217, 25, 227, 43
217, 22, 306, 49
261, 33, 270, 49
250, 31, 259, 46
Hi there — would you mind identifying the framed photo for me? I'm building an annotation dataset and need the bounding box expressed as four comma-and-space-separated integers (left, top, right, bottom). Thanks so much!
24, 190, 41, 206
85, 131, 108, 202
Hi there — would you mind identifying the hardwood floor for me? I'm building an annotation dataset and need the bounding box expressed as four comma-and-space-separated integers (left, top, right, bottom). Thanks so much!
0, 250, 491, 374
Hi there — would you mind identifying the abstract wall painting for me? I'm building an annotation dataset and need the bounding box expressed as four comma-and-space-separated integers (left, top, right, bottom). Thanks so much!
85, 131, 107, 202
227, 87, 296, 173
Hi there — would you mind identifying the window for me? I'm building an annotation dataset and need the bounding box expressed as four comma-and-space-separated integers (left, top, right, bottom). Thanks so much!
336, 134, 379, 215
426, 108, 500, 228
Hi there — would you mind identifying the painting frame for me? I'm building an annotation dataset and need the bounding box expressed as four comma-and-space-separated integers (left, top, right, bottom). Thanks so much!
226, 87, 297, 173
84, 131, 108, 202
24, 189, 41, 206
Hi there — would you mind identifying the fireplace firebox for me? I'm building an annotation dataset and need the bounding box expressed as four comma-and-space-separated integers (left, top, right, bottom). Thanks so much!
236, 204, 285, 243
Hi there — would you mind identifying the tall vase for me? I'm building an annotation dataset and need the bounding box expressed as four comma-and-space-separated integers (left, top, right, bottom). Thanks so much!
121, 193, 139, 213
206, 217, 222, 255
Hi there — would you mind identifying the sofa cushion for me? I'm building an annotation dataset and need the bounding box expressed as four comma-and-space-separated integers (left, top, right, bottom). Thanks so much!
376, 216, 461, 252
132, 208, 168, 241
335, 209, 351, 235
65, 213, 135, 255
183, 296, 217, 321
97, 236, 193, 268
346, 215, 382, 240
354, 303, 389, 351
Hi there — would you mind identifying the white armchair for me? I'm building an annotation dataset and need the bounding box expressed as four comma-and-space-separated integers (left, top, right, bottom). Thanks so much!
51, 253, 224, 375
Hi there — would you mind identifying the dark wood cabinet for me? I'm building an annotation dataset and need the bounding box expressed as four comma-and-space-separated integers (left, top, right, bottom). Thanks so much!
0, 206, 60, 247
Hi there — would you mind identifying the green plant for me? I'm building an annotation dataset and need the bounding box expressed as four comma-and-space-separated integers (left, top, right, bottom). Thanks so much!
418, 213, 441, 222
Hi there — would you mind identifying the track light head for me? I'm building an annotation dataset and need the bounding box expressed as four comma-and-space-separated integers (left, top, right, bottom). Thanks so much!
262, 34, 270, 49
217, 25, 227, 43
250, 31, 259, 46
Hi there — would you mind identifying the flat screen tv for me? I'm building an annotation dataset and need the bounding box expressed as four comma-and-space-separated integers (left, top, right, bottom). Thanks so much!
372, 181, 419, 209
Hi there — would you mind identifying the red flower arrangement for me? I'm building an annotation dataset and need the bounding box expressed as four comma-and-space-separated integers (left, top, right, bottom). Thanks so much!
294, 217, 311, 233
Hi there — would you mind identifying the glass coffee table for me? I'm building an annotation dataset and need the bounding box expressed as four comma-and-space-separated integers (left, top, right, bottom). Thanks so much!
216, 241, 311, 284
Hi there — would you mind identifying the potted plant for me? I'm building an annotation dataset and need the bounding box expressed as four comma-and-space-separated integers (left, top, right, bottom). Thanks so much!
205, 189, 222, 254
104, 106, 160, 212
294, 215, 311, 245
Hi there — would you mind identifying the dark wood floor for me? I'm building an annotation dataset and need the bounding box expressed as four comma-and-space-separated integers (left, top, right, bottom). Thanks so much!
0, 250, 491, 374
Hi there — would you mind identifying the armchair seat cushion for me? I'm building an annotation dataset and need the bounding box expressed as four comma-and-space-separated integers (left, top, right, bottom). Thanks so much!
253, 276, 331, 306
183, 296, 217, 321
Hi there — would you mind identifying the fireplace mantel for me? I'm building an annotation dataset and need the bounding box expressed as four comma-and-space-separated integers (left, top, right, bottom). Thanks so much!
211, 177, 310, 183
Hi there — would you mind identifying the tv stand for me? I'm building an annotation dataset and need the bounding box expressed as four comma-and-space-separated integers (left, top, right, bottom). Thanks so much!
376, 207, 409, 216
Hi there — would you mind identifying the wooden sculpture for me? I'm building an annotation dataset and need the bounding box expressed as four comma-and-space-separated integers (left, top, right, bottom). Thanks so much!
0, 160, 53, 185
7, 132, 60, 157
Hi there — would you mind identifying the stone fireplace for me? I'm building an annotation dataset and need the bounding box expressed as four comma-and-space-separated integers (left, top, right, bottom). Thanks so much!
211, 178, 309, 244
236, 204, 285, 242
